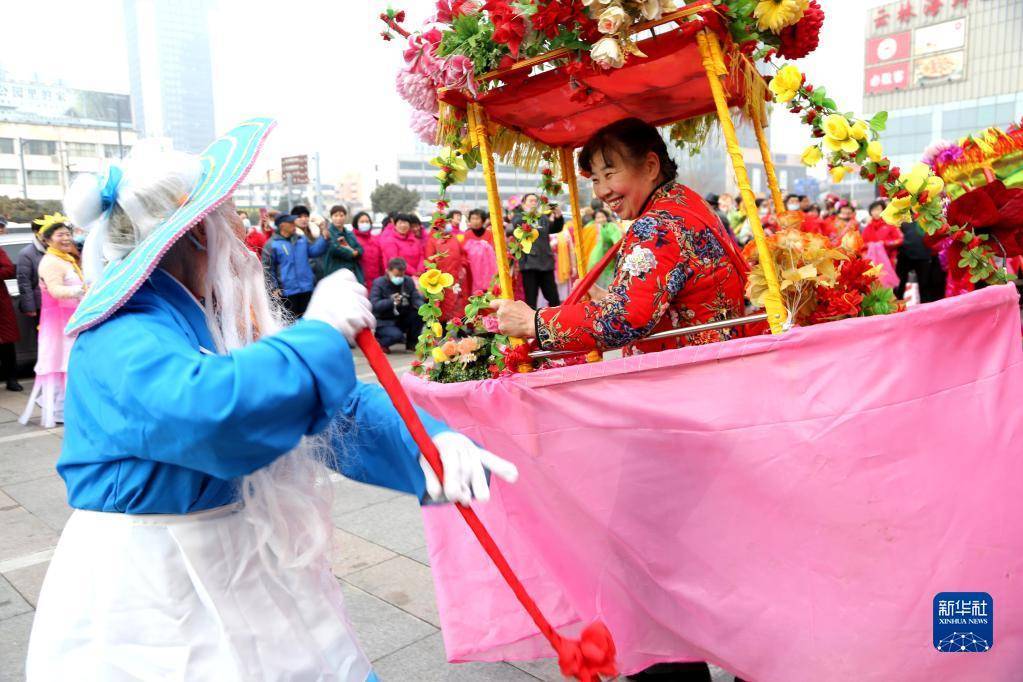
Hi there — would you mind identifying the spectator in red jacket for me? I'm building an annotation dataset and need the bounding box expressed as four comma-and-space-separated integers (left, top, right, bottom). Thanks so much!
245, 209, 277, 256
352, 211, 385, 285
861, 200, 903, 265
0, 217, 22, 391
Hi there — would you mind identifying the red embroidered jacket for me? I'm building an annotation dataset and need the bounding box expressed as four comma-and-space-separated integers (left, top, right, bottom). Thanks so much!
535, 182, 750, 355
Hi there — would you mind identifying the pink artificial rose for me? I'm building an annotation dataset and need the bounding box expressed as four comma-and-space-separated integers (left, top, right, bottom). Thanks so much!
441, 340, 459, 356
441, 55, 478, 95
396, 69, 439, 112
410, 109, 439, 144
403, 31, 442, 77
482, 315, 500, 333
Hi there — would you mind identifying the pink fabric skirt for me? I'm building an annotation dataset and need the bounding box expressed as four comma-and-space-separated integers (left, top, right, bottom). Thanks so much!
21, 289, 78, 427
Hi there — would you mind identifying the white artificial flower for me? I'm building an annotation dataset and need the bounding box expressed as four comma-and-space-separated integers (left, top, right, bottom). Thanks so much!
590, 36, 625, 69
638, 0, 661, 20
597, 4, 628, 33
659, 0, 678, 14
621, 245, 657, 277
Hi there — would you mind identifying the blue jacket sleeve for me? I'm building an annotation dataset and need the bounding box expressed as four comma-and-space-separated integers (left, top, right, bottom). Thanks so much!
308, 235, 329, 258
72, 312, 357, 480
329, 382, 451, 498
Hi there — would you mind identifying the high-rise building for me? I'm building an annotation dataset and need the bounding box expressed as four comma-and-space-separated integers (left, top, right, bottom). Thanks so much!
123, 0, 216, 153
863, 0, 1023, 171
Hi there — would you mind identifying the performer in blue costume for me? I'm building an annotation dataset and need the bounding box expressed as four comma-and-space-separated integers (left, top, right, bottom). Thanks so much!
25, 120, 517, 681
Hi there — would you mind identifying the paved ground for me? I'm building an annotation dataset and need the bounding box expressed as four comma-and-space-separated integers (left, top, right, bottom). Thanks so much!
0, 353, 736, 681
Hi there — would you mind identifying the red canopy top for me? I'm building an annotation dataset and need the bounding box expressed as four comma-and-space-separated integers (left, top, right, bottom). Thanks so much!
440, 20, 754, 149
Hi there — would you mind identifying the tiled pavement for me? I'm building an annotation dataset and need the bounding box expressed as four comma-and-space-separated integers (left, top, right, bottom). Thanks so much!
0, 354, 735, 682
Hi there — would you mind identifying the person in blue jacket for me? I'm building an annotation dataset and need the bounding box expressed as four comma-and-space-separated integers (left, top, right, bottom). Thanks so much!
261, 212, 329, 317
25, 120, 517, 682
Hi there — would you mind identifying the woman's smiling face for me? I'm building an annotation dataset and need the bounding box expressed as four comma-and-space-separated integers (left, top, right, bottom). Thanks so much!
587, 148, 661, 220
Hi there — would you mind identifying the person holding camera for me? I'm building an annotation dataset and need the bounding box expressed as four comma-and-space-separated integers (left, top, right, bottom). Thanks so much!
369, 257, 424, 352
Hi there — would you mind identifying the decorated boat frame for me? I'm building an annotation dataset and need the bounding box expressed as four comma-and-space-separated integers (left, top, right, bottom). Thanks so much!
433, 4, 789, 359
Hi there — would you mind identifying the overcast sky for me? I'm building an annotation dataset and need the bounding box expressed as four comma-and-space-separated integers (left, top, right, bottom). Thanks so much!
0, 0, 888, 183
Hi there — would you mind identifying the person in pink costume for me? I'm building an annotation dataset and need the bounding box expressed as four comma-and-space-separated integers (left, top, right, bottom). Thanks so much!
462, 209, 498, 294
20, 215, 85, 427
379, 213, 425, 276
351, 211, 385, 285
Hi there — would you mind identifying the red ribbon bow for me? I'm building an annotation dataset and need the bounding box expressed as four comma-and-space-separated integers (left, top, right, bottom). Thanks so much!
554, 622, 618, 682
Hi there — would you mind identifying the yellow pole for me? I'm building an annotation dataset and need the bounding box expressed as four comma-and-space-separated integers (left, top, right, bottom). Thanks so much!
467, 103, 529, 361
750, 102, 785, 216
468, 103, 514, 304
558, 148, 589, 280
697, 29, 786, 335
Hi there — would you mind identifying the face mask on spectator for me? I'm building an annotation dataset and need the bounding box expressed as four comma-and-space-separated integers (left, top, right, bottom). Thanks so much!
786, 201, 800, 211
390, 275, 404, 286
357, 222, 372, 232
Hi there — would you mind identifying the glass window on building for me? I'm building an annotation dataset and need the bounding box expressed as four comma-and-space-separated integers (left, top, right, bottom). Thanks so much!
24, 140, 57, 156
104, 144, 128, 159
67, 142, 98, 157
0, 169, 18, 184
27, 170, 60, 185
0, 138, 14, 155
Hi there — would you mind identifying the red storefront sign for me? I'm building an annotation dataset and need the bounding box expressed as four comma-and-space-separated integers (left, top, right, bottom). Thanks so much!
866, 31, 912, 65
865, 62, 911, 94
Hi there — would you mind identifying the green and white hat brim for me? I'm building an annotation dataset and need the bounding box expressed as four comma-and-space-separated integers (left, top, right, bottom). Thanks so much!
66, 118, 275, 336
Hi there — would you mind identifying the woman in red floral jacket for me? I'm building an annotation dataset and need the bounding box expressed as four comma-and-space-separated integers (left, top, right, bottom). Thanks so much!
492, 117, 751, 356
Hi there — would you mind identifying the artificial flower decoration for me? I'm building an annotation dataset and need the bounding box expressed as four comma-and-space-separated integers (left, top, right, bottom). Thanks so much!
801, 145, 823, 167
420, 268, 456, 295
432, 346, 450, 364
866, 140, 884, 162
776, 0, 823, 59
822, 115, 859, 154
754, 0, 809, 33
881, 194, 913, 226
513, 225, 539, 253
830, 165, 850, 183
768, 65, 802, 103
590, 35, 625, 69
432, 321, 444, 337
848, 119, 869, 141
597, 5, 627, 33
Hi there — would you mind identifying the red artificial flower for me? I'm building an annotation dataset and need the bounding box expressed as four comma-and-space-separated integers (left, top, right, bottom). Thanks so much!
485, 0, 527, 57
502, 343, 532, 369
381, 31, 393, 41
777, 0, 824, 60
435, 0, 480, 23
530, 0, 577, 39
808, 286, 863, 324
395, 10, 406, 22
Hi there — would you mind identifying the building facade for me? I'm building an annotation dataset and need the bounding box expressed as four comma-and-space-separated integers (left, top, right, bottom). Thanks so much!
864, 0, 1023, 171
123, 0, 216, 154
0, 80, 137, 202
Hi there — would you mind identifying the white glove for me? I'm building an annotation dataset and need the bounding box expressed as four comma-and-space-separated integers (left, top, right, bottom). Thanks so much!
420, 431, 519, 504
305, 269, 376, 344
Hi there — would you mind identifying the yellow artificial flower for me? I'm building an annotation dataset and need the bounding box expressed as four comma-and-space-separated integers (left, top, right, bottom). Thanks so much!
830, 165, 850, 183
902, 162, 933, 195
431, 322, 443, 338
431, 347, 449, 364
429, 148, 470, 185
801, 145, 823, 167
768, 64, 802, 103
822, 115, 859, 155
880, 195, 913, 226
849, 119, 869, 141
419, 268, 455, 295
513, 226, 539, 254
866, 140, 884, 162
754, 0, 809, 33
925, 174, 945, 197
